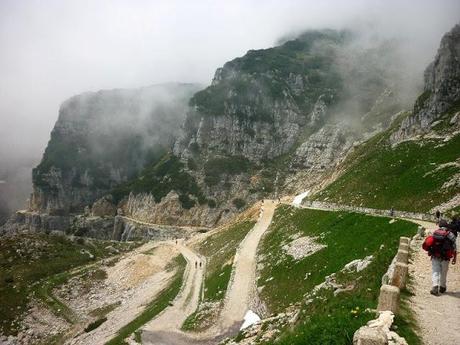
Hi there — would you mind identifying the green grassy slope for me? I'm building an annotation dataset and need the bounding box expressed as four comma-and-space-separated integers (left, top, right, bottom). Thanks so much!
257, 205, 419, 345
313, 124, 460, 213
0, 233, 138, 336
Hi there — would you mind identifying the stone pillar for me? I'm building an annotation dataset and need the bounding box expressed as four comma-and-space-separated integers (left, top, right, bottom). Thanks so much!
396, 249, 409, 264
353, 326, 387, 345
377, 284, 400, 313
399, 242, 409, 252
391, 263, 409, 289
399, 237, 410, 246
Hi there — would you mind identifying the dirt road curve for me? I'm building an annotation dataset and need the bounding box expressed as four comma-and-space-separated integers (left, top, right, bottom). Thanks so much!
408, 220, 460, 345
142, 200, 277, 345
141, 241, 206, 344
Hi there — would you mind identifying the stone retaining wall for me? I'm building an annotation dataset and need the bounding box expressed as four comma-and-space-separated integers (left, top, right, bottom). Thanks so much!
353, 235, 418, 345
302, 200, 436, 222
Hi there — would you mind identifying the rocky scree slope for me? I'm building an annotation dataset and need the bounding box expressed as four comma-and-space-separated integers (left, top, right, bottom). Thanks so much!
30, 83, 201, 216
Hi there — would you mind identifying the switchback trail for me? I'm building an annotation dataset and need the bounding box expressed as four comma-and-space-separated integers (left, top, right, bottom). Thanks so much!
142, 200, 278, 345
141, 241, 206, 344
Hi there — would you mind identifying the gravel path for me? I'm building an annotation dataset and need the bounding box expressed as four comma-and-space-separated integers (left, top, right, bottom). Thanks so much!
141, 241, 205, 343
142, 200, 277, 345
216, 200, 277, 333
408, 220, 460, 345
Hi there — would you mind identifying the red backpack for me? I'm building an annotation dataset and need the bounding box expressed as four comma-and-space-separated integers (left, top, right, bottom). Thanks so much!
423, 229, 455, 259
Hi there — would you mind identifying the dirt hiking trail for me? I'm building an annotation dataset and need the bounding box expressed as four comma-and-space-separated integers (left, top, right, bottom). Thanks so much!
142, 200, 277, 345
216, 199, 277, 332
409, 220, 460, 345
141, 241, 206, 344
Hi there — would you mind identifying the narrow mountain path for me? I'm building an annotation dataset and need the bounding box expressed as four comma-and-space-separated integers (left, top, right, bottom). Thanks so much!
142, 200, 278, 345
121, 216, 211, 232
408, 220, 460, 345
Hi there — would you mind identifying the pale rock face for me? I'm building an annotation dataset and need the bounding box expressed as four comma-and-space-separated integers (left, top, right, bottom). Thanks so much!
91, 196, 117, 217
175, 100, 304, 163
308, 94, 329, 126
125, 192, 231, 227
392, 24, 460, 143
292, 124, 355, 170
31, 83, 201, 215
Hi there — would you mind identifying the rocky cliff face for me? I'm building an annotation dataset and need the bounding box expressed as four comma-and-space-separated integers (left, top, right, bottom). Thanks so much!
31, 83, 201, 215
392, 24, 460, 142
104, 30, 420, 227
7, 30, 422, 233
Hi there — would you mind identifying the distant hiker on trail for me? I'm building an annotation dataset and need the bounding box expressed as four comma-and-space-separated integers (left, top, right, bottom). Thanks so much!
448, 216, 460, 237
199, 261, 202, 268
435, 210, 441, 223
422, 219, 457, 295
195, 261, 197, 269
390, 207, 394, 217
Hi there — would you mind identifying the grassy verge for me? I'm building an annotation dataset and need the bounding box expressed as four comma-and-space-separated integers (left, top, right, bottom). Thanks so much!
105, 254, 187, 345
0, 233, 138, 336
199, 220, 256, 301
313, 128, 460, 212
254, 205, 419, 344
182, 219, 256, 331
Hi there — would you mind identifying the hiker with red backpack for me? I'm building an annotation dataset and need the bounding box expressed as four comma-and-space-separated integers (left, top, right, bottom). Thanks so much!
422, 220, 457, 296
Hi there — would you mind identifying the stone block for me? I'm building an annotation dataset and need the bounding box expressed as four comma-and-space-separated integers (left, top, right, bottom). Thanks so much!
353, 326, 388, 345
398, 242, 409, 252
377, 284, 400, 313
391, 263, 408, 289
396, 249, 409, 264
399, 237, 410, 246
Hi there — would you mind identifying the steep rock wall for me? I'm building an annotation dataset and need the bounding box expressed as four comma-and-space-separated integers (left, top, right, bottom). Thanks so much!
392, 24, 460, 142
31, 83, 201, 215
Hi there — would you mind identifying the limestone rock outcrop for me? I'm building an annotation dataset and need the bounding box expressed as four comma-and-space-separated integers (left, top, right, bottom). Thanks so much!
31, 83, 201, 215
392, 24, 460, 142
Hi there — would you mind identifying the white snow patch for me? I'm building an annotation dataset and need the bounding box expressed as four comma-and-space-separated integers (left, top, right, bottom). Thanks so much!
292, 190, 310, 206
283, 236, 327, 260
240, 310, 261, 330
